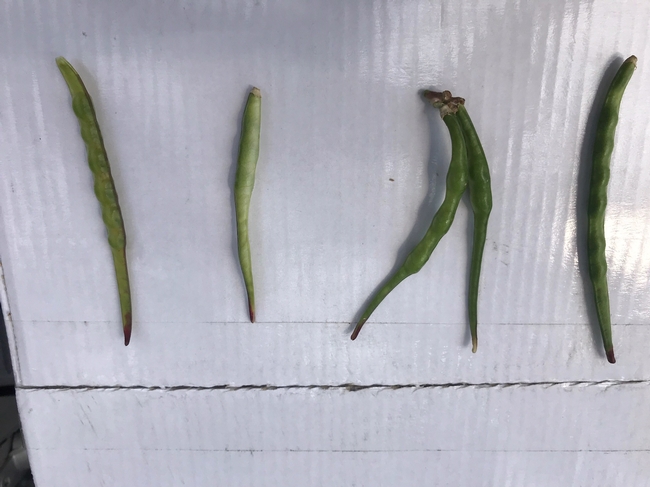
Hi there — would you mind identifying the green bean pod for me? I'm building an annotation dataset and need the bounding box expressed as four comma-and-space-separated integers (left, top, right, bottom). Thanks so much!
351, 111, 468, 340
587, 55, 637, 364
56, 56, 132, 345
234, 87, 262, 322
456, 103, 492, 353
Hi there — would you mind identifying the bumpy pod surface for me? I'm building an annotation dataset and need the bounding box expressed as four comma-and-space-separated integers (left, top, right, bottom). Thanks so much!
351, 112, 468, 340
587, 55, 637, 364
456, 104, 492, 353
56, 56, 132, 345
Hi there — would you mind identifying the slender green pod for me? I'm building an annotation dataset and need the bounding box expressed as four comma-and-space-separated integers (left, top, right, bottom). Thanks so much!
351, 108, 468, 340
234, 87, 262, 322
56, 56, 132, 345
456, 103, 492, 353
587, 55, 637, 364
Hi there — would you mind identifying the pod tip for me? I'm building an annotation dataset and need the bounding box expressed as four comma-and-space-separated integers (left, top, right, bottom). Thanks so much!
251, 87, 261, 97
627, 55, 638, 66
350, 319, 367, 340
471, 336, 478, 354
606, 349, 616, 364
123, 312, 132, 346
249, 303, 255, 323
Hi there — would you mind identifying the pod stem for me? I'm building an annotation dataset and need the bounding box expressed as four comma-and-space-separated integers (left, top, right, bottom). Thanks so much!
422, 90, 465, 117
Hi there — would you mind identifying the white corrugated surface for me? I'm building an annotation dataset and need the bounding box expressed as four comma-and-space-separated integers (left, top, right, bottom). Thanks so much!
1, 1, 649, 486
16, 384, 650, 487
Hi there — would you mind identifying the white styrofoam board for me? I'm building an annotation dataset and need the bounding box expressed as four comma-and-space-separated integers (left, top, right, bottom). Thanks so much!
10, 321, 650, 387
1, 0, 650, 486
24, 450, 650, 487
17, 384, 650, 486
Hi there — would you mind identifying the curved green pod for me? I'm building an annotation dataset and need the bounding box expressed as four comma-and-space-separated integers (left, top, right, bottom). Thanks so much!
351, 110, 468, 340
56, 56, 132, 345
234, 87, 262, 322
587, 55, 637, 364
456, 104, 492, 353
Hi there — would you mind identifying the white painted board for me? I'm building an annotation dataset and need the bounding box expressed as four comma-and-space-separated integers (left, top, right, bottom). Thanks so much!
17, 385, 650, 487
1, 1, 650, 486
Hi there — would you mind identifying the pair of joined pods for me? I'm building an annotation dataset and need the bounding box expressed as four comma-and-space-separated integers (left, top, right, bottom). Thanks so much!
57, 54, 637, 363
56, 57, 262, 345
350, 90, 493, 354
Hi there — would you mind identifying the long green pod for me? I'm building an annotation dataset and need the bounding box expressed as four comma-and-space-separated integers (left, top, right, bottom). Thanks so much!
351, 111, 468, 340
56, 56, 132, 345
587, 55, 637, 364
234, 87, 262, 322
456, 104, 492, 353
